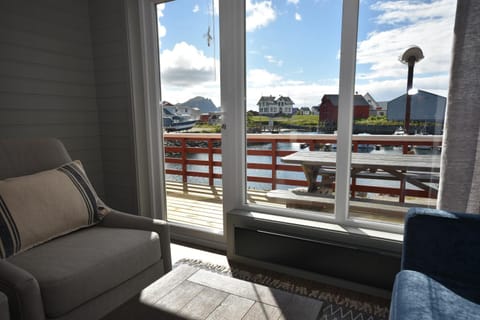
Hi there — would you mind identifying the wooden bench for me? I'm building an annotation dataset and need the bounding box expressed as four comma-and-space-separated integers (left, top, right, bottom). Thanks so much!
266, 189, 416, 216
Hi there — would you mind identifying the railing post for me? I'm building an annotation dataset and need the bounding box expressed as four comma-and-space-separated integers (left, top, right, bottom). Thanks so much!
271, 140, 277, 190
352, 141, 358, 153
181, 138, 187, 184
401, 141, 408, 202
351, 141, 357, 198
208, 138, 214, 186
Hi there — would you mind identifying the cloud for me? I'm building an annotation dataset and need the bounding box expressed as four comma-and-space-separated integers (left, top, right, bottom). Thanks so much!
264, 55, 284, 66
156, 4, 167, 46
355, 74, 450, 102
356, 0, 456, 99
158, 42, 221, 106
287, 0, 300, 4
247, 69, 283, 87
246, 0, 277, 32
371, 0, 455, 25
295, 12, 302, 21
193, 4, 200, 13
160, 42, 217, 87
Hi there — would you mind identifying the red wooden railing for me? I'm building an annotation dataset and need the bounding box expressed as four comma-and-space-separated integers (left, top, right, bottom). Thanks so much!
164, 133, 443, 200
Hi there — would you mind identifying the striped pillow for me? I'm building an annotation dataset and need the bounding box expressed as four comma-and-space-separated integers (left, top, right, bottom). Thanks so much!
0, 161, 108, 259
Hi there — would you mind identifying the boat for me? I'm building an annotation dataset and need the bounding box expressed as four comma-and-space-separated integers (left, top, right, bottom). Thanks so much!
163, 108, 197, 132
393, 126, 406, 135
413, 124, 435, 154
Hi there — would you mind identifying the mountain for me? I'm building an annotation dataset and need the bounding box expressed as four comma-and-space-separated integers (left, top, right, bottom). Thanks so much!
179, 96, 219, 113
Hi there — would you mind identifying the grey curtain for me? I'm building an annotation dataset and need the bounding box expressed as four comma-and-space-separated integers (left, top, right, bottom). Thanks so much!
438, 1, 480, 213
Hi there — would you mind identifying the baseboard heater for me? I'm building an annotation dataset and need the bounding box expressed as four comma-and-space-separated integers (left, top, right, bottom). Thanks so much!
234, 227, 400, 290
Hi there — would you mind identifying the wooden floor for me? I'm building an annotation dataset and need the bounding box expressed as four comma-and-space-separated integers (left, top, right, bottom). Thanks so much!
166, 182, 434, 231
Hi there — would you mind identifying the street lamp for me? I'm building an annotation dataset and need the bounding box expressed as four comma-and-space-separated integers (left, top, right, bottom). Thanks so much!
400, 45, 424, 134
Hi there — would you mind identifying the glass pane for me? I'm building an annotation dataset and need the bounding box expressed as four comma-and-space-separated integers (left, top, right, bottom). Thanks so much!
349, 0, 456, 224
245, 0, 342, 215
157, 1, 223, 232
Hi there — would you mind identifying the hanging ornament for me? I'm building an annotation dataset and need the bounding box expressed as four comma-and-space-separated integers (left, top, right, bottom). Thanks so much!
204, 26, 213, 47
203, 0, 216, 80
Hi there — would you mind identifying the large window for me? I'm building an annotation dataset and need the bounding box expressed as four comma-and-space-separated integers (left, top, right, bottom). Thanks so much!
220, 0, 456, 233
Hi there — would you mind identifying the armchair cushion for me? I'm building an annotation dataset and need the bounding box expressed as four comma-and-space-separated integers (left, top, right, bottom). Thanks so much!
6, 226, 161, 318
402, 208, 480, 303
390, 208, 480, 320
0, 161, 107, 258
390, 270, 480, 320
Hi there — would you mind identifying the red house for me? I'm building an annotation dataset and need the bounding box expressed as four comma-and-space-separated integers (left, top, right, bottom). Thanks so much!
318, 94, 370, 124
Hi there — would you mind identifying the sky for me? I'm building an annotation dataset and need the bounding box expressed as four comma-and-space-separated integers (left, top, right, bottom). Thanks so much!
157, 0, 457, 111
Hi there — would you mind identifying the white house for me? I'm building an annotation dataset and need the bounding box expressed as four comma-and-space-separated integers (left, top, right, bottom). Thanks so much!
162, 101, 201, 120
257, 95, 295, 115
298, 107, 312, 115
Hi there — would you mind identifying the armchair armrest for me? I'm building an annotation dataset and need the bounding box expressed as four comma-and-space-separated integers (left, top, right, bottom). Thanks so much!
0, 260, 45, 320
402, 208, 480, 286
99, 210, 172, 272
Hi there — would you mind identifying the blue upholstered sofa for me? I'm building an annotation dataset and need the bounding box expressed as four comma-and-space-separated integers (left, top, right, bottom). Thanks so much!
390, 208, 480, 319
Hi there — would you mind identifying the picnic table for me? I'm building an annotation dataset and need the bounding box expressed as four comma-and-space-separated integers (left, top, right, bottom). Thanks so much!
280, 151, 441, 202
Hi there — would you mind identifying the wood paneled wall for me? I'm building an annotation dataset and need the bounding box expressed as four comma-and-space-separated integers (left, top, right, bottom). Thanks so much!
89, 0, 139, 214
0, 0, 140, 213
0, 0, 104, 195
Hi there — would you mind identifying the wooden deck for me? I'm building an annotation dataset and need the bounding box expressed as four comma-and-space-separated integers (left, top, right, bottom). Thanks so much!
166, 181, 224, 232
166, 182, 434, 231
166, 182, 283, 232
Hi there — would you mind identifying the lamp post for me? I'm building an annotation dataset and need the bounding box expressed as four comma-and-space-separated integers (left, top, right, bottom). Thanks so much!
400, 46, 424, 134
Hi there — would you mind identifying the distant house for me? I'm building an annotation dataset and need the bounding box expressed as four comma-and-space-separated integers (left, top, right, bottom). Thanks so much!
175, 105, 201, 119
257, 95, 294, 115
162, 101, 201, 120
318, 94, 370, 124
387, 90, 446, 123
298, 107, 311, 115
376, 101, 388, 117
199, 113, 210, 124
363, 92, 386, 117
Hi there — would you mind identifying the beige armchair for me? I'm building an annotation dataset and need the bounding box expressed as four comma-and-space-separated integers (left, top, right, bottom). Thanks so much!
0, 138, 171, 320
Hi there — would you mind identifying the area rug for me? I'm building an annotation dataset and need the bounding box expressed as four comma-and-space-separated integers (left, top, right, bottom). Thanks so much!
174, 258, 390, 320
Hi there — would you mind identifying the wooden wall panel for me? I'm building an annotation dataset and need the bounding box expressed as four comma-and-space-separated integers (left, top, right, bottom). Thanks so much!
89, 0, 139, 213
0, 0, 141, 213
0, 0, 105, 195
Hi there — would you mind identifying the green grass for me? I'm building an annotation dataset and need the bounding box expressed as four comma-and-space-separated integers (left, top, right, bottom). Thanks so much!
280, 115, 318, 126
354, 115, 402, 126
247, 114, 318, 126
192, 123, 221, 133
